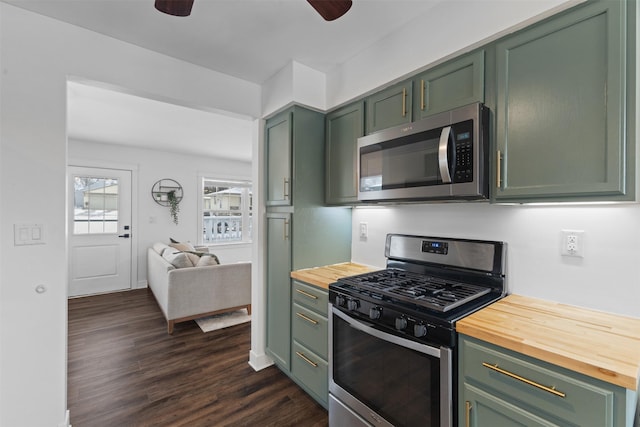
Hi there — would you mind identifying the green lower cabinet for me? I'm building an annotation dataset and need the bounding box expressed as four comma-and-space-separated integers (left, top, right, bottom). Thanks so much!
291, 341, 329, 407
265, 213, 292, 370
459, 335, 637, 427
290, 280, 329, 408
292, 303, 328, 360
463, 383, 561, 427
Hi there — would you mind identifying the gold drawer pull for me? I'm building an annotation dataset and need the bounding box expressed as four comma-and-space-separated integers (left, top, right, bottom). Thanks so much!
296, 312, 319, 325
284, 218, 290, 240
296, 351, 318, 367
295, 288, 318, 300
482, 362, 566, 398
465, 401, 472, 427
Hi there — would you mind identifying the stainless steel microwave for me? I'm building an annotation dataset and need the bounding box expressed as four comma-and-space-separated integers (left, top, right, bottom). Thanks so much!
357, 102, 489, 202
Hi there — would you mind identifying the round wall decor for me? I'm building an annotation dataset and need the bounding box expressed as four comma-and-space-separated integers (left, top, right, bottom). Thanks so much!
151, 179, 183, 206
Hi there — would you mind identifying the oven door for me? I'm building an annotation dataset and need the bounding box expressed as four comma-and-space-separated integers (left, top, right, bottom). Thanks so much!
329, 305, 452, 427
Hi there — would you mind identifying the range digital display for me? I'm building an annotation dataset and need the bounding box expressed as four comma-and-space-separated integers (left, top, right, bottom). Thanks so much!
421, 240, 448, 255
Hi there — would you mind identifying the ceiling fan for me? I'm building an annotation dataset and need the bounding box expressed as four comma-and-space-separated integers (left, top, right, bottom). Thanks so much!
154, 0, 353, 21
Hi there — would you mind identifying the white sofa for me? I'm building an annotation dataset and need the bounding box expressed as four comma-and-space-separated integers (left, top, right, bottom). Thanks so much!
147, 242, 251, 334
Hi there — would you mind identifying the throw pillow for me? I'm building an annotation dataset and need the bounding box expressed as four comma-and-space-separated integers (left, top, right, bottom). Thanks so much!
152, 242, 170, 256
196, 254, 220, 267
162, 249, 195, 268
169, 238, 196, 252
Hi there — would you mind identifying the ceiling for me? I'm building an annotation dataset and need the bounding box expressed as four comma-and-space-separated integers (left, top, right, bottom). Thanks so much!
6, 0, 442, 161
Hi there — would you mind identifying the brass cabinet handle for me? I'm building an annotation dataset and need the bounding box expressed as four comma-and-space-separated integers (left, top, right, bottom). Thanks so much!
296, 351, 318, 367
283, 178, 289, 199
296, 312, 319, 325
284, 219, 290, 240
402, 88, 407, 117
465, 401, 471, 427
496, 150, 502, 189
295, 288, 318, 300
420, 80, 426, 111
482, 362, 566, 398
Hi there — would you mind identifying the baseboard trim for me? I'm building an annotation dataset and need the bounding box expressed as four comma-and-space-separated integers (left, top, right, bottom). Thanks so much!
58, 409, 71, 427
248, 350, 273, 371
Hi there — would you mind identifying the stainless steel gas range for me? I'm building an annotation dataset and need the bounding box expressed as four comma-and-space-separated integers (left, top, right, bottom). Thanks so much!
328, 234, 506, 427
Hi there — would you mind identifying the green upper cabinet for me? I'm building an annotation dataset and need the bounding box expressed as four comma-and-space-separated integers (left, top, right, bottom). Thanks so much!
413, 50, 485, 120
325, 101, 365, 205
365, 80, 413, 134
265, 110, 292, 206
493, 0, 635, 202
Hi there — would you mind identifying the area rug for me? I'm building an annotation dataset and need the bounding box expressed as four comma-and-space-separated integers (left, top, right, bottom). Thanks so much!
195, 308, 251, 333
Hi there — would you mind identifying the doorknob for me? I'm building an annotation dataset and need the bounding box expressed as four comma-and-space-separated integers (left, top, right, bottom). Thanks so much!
118, 233, 130, 238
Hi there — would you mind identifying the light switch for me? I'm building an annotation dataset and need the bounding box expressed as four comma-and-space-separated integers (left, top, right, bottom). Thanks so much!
14, 224, 45, 246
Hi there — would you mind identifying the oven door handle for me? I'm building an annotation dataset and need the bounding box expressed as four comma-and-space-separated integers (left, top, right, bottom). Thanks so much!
332, 306, 442, 359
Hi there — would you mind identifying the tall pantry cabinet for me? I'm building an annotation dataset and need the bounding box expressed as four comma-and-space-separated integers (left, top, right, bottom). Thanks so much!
264, 105, 351, 371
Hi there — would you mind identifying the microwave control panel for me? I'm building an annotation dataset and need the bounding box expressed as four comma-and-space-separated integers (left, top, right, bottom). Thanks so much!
453, 120, 474, 183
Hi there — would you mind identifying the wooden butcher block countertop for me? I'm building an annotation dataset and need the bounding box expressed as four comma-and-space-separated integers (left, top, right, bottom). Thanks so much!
457, 294, 640, 390
290, 262, 379, 290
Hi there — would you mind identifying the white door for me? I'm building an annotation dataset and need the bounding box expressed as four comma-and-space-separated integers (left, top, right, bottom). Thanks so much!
68, 166, 132, 297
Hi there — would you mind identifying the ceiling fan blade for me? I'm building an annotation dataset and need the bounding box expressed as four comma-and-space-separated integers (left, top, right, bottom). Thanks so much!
155, 0, 194, 17
307, 0, 353, 21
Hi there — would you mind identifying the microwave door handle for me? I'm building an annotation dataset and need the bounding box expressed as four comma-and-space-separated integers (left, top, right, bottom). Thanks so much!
438, 126, 453, 183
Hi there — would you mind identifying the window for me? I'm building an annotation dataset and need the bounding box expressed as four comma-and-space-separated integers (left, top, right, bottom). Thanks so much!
73, 176, 119, 234
201, 178, 252, 244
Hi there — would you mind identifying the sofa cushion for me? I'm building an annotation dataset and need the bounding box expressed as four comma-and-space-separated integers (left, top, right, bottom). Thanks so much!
196, 254, 220, 267
162, 249, 195, 268
169, 241, 196, 252
152, 242, 170, 256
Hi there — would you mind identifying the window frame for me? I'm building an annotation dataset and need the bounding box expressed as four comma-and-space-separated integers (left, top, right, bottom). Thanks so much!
198, 175, 252, 246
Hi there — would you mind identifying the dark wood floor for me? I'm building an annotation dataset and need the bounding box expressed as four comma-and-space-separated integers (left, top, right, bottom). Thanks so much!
68, 289, 328, 427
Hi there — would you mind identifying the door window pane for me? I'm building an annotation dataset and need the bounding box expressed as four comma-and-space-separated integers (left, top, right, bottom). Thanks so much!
74, 176, 119, 234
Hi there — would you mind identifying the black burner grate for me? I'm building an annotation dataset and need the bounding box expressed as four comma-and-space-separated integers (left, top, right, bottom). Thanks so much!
338, 269, 490, 312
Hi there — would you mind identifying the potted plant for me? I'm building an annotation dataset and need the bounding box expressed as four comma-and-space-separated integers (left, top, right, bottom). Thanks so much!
167, 190, 180, 225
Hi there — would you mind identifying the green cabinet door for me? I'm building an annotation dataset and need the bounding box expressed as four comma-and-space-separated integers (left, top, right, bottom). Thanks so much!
459, 335, 634, 427
365, 80, 413, 134
325, 101, 365, 205
494, 1, 633, 202
265, 212, 292, 369
413, 50, 485, 120
462, 383, 560, 427
265, 110, 292, 206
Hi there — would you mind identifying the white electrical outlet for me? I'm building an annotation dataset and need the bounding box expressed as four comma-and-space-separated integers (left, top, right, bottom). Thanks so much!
359, 222, 368, 239
561, 230, 584, 257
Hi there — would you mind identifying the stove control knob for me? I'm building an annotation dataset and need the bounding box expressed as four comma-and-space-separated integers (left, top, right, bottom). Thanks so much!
347, 299, 360, 311
369, 307, 382, 320
414, 323, 428, 338
335, 295, 346, 307
395, 317, 408, 331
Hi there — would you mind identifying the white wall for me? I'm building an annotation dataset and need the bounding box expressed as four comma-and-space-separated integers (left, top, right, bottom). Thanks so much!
68, 139, 252, 286
262, 61, 327, 116
0, 4, 260, 425
325, 0, 580, 108
352, 203, 640, 318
